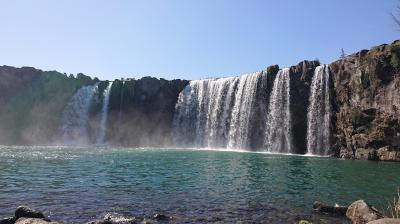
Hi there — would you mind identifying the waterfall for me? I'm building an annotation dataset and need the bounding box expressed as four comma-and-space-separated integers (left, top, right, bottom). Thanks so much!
306, 65, 331, 155
58, 83, 98, 145
265, 68, 292, 153
172, 72, 262, 149
227, 73, 261, 148
96, 82, 113, 145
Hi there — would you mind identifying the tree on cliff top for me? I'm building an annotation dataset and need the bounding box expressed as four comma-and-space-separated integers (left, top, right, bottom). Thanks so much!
340, 48, 346, 59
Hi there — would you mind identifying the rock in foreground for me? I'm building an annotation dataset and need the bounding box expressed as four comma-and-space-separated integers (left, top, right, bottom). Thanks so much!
0, 207, 61, 224
14, 207, 45, 220
346, 200, 384, 224
313, 201, 348, 216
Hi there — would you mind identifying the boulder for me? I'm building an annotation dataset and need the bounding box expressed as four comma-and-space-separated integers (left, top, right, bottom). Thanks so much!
313, 201, 348, 216
14, 218, 60, 224
367, 218, 400, 224
15, 206, 45, 219
152, 213, 171, 221
346, 200, 384, 224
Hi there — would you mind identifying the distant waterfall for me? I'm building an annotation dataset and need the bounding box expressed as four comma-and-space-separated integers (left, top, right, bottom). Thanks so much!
58, 84, 98, 145
306, 65, 331, 155
172, 72, 262, 149
265, 68, 292, 153
96, 82, 113, 145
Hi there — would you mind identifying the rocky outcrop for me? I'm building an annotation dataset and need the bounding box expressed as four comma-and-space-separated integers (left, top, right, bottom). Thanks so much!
331, 40, 400, 160
14, 207, 45, 220
346, 200, 384, 224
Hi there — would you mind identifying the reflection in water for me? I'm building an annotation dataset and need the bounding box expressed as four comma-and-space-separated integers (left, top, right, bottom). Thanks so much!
0, 146, 398, 223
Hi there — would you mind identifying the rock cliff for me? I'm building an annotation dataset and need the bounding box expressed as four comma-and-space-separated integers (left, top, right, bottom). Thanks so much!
331, 40, 400, 161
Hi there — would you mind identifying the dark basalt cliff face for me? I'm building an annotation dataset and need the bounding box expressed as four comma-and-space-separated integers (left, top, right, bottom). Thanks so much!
101, 77, 188, 147
330, 40, 400, 161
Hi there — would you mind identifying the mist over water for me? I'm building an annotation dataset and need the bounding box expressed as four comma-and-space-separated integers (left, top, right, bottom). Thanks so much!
57, 84, 98, 145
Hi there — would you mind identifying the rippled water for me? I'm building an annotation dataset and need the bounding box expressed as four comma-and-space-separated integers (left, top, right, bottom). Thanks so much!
0, 146, 399, 223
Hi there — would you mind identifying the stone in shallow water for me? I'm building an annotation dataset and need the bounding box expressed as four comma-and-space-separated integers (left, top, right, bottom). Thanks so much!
152, 213, 171, 221
313, 201, 348, 216
346, 200, 384, 224
15, 206, 45, 219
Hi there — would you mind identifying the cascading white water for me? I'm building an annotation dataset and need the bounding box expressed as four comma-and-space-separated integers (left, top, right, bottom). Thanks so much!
172, 72, 262, 149
306, 65, 331, 155
95, 82, 113, 145
265, 68, 292, 153
227, 73, 261, 148
58, 83, 98, 145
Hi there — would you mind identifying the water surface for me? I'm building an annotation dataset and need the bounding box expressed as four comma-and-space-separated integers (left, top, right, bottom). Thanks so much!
0, 146, 398, 223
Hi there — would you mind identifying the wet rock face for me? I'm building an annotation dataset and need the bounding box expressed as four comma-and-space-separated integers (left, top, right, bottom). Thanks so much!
289, 60, 320, 153
330, 40, 400, 161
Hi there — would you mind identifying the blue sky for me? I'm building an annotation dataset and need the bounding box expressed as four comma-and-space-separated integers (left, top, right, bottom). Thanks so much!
0, 0, 398, 80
